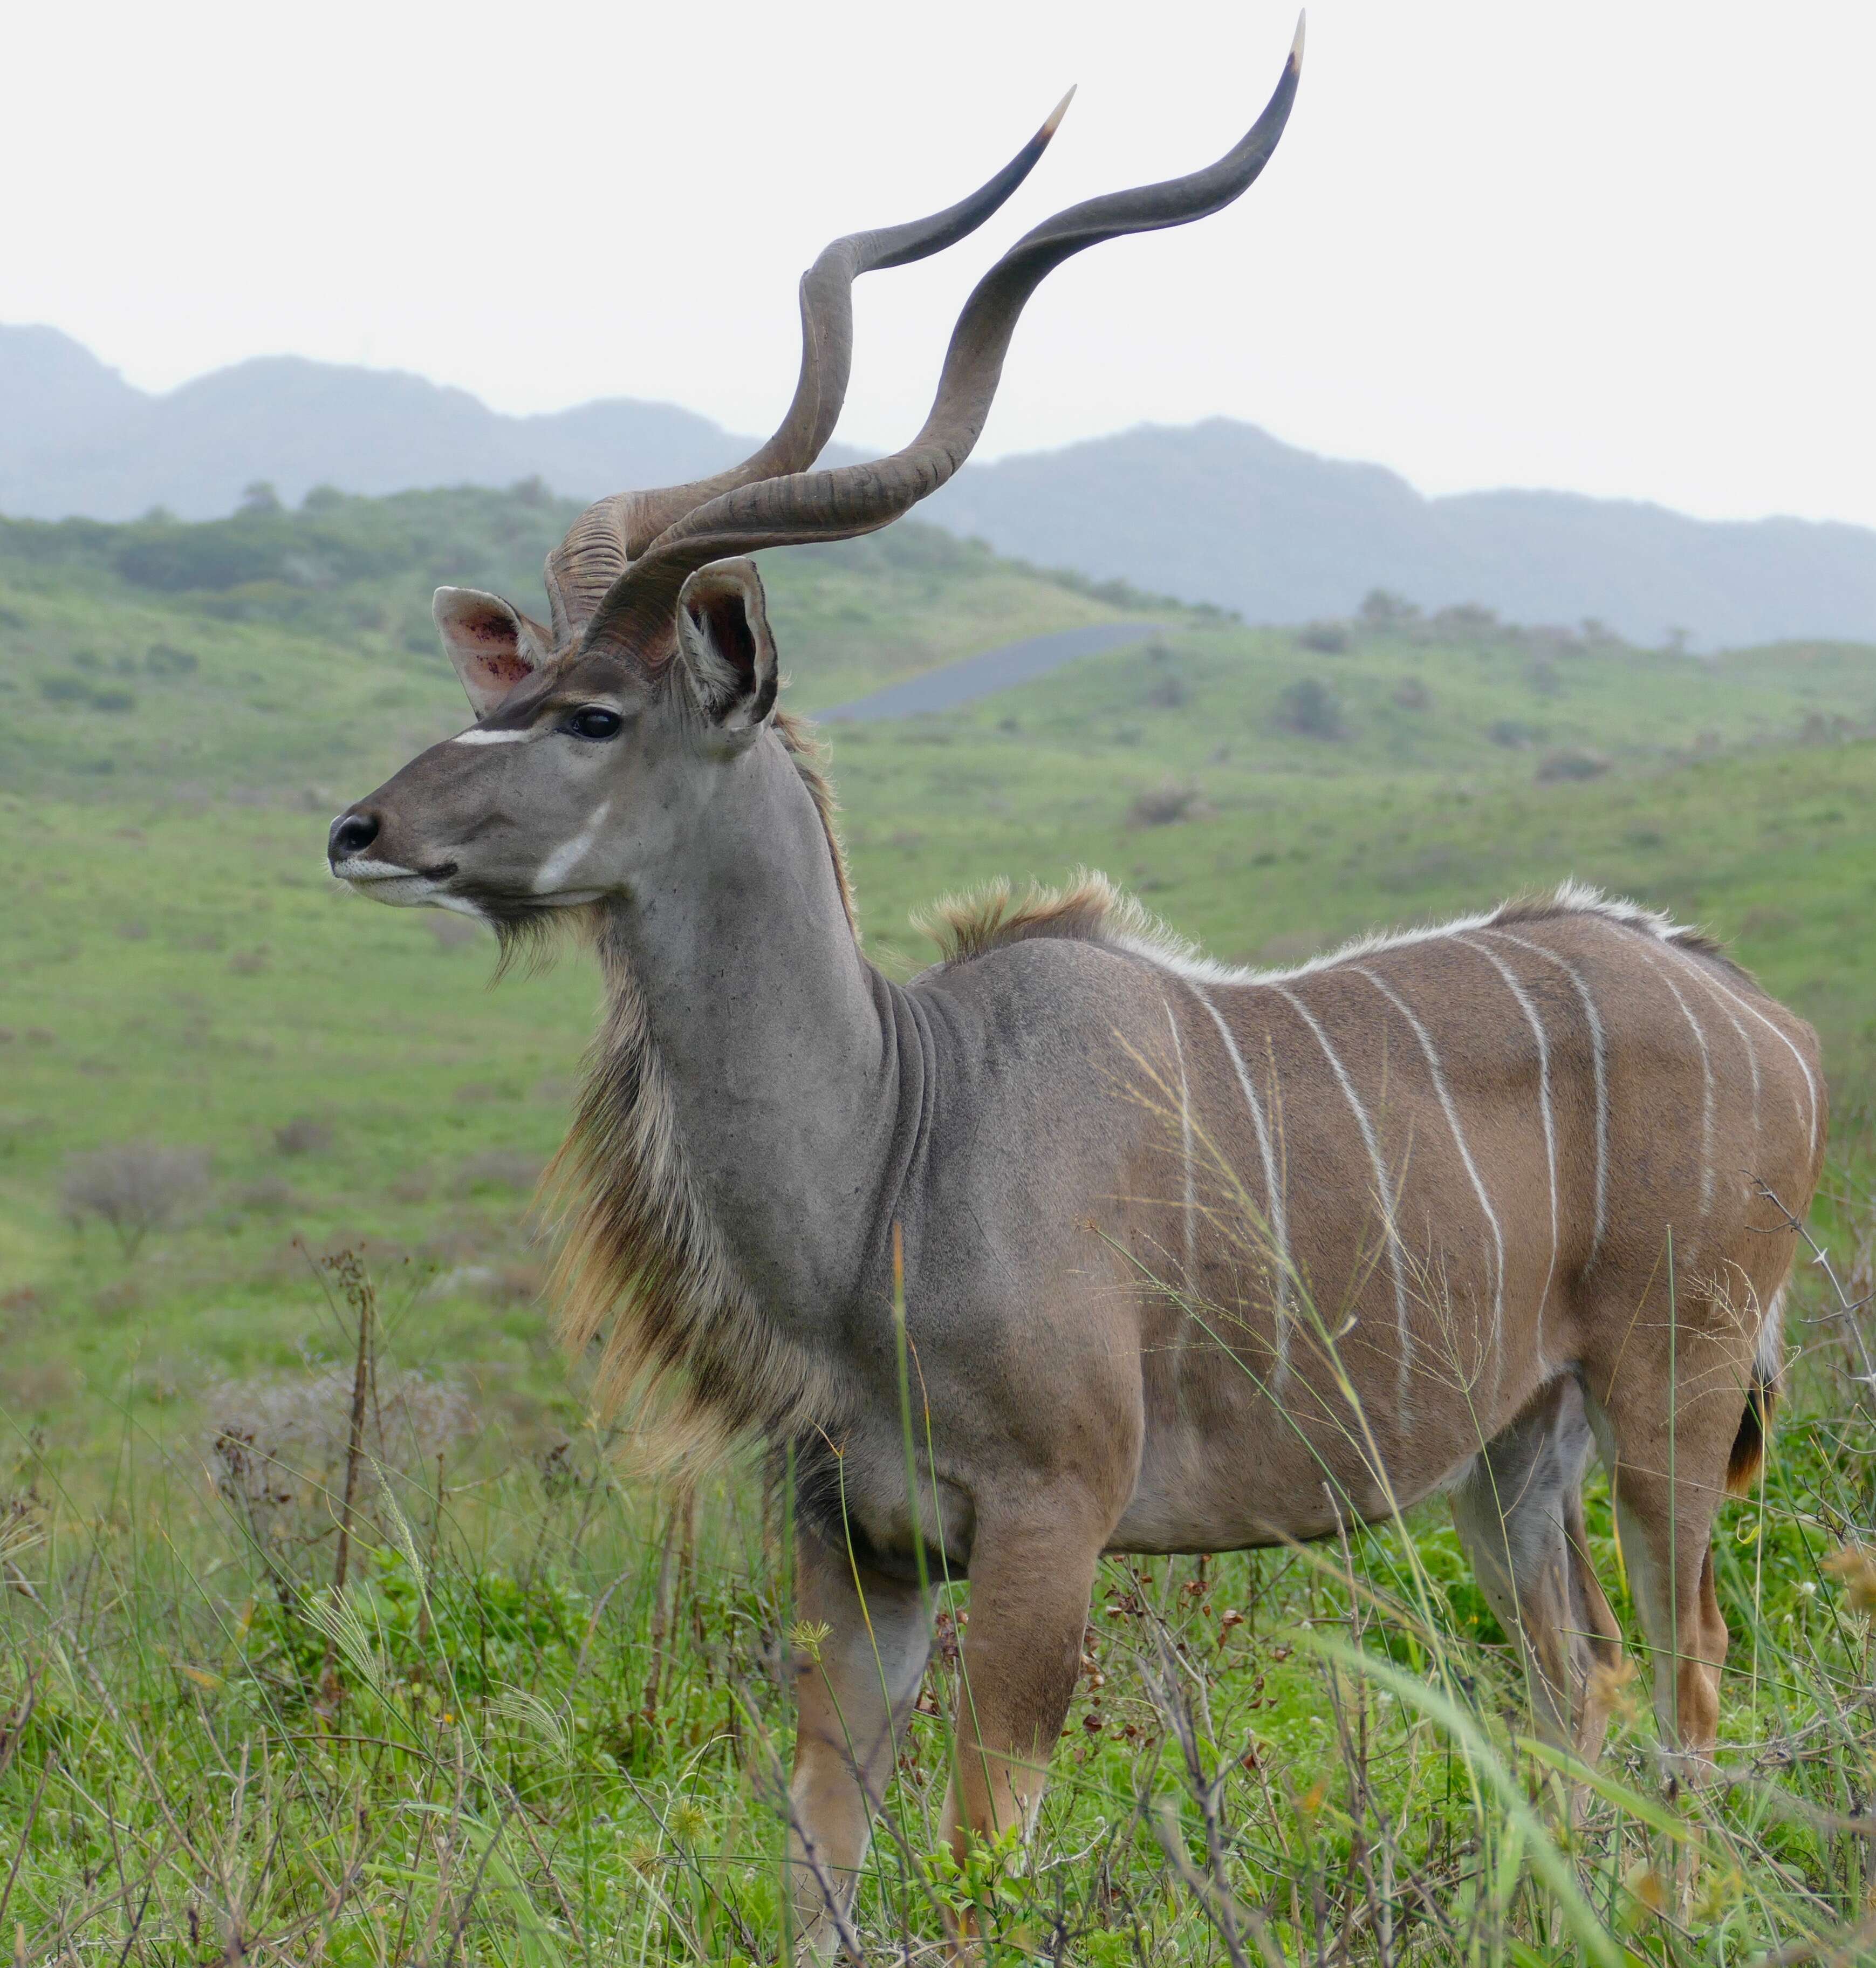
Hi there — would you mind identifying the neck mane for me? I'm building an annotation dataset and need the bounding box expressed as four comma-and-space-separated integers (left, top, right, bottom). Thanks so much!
774, 706, 857, 934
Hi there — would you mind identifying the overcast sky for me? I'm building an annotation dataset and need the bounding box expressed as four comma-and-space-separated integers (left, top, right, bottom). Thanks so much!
6, 1, 1873, 528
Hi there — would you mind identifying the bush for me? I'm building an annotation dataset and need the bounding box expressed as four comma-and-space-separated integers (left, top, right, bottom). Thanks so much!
1537, 748, 1610, 783
453, 1150, 543, 1195
1392, 677, 1432, 712
1359, 589, 1419, 628
145, 643, 198, 677
236, 1177, 303, 1217
1275, 678, 1347, 740
1297, 621, 1351, 654
1487, 718, 1536, 749
272, 1117, 333, 1157
1127, 782, 1202, 826
1432, 602, 1500, 638
61, 1143, 208, 1258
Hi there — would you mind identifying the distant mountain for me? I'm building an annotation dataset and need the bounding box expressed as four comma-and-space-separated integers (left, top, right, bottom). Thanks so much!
923, 421, 1876, 650
0, 325, 747, 524
6, 325, 1874, 647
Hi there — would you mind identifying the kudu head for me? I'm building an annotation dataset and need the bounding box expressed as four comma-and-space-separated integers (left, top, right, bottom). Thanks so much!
328, 26, 1302, 942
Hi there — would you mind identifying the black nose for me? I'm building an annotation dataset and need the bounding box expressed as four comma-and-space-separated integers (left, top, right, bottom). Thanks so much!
328, 811, 380, 862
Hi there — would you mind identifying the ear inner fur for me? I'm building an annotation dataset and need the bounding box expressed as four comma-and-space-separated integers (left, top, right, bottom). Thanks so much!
676, 561, 780, 726
432, 586, 548, 716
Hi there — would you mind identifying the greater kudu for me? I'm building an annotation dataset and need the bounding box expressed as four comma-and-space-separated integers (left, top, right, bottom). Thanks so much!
329, 25, 1824, 1951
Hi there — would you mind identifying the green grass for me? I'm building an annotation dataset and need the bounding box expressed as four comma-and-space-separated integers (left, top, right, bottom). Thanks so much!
3, 488, 1876, 1960
4, 1253, 1874, 1962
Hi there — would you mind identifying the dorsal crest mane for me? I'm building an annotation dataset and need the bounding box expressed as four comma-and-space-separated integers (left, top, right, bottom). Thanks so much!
916, 869, 1745, 985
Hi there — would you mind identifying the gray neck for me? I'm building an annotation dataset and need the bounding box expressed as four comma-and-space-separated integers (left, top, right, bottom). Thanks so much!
602, 734, 907, 1324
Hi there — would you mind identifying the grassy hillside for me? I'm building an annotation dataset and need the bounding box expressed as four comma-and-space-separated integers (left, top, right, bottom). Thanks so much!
3, 489, 1875, 1962
0, 483, 1182, 799
4, 491, 1874, 1413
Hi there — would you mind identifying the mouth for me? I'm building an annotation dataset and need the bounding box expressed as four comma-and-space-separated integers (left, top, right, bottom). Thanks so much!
331, 857, 606, 918
331, 855, 463, 907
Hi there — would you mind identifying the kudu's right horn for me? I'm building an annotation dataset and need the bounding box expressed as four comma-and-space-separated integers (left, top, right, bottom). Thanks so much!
541, 88, 1076, 643
580, 16, 1305, 665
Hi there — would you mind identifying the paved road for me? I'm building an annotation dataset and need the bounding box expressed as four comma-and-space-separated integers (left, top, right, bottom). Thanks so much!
817, 620, 1166, 723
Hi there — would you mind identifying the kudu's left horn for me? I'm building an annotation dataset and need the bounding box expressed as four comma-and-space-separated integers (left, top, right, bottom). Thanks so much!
539, 90, 1076, 643
579, 16, 1305, 664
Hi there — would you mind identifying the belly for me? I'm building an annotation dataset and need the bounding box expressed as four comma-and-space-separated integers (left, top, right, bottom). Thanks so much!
1108, 1320, 1554, 1554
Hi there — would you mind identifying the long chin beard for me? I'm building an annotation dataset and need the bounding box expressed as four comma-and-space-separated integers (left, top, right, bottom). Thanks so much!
484, 897, 608, 980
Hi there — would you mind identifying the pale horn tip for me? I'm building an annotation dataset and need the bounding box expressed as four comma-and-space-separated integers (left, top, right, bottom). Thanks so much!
1039, 85, 1077, 143
1290, 11, 1306, 67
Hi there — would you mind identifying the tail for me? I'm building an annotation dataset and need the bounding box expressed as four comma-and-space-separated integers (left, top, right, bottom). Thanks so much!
1727, 1287, 1785, 1495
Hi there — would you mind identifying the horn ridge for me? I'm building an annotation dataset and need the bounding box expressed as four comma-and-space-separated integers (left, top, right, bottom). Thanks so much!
538, 98, 1073, 640
581, 25, 1303, 661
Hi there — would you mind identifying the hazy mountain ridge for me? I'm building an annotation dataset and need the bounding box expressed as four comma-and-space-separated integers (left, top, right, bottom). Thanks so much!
0, 325, 748, 525
923, 421, 1876, 650
6, 325, 1874, 647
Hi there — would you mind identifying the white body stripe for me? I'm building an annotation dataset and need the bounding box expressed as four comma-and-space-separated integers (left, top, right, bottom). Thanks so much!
1096, 888, 1811, 1413
1456, 934, 1558, 1363
1162, 1000, 1199, 1290
1635, 946, 1716, 1214
1663, 942, 1818, 1152
1274, 984, 1414, 1415
1487, 930, 1610, 1267
1353, 966, 1507, 1390
1190, 985, 1292, 1391
1670, 948, 1762, 1142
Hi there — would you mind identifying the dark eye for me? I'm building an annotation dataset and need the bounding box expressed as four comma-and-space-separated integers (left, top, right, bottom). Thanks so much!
568, 707, 622, 741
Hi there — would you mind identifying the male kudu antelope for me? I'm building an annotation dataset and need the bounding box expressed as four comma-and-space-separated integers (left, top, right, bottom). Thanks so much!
330, 26, 1824, 1950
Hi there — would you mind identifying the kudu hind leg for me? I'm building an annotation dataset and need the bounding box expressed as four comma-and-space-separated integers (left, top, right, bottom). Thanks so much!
788, 1526, 933, 1956
1584, 1341, 1745, 1776
1450, 1376, 1622, 1757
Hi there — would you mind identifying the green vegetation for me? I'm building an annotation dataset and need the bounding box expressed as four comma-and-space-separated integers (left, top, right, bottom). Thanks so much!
3, 487, 1875, 1960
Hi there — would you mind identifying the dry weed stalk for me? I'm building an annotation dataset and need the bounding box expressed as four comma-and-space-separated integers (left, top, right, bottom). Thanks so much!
317, 1248, 375, 1713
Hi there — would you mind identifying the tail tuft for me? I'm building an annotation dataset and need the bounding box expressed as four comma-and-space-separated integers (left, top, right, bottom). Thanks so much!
1727, 1374, 1777, 1494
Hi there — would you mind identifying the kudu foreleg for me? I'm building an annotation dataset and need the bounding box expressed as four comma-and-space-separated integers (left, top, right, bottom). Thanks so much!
786, 1527, 932, 1956
939, 1506, 1105, 1914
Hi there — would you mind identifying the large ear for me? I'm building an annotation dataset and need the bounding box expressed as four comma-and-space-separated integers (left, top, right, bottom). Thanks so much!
674, 559, 780, 733
433, 587, 553, 718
